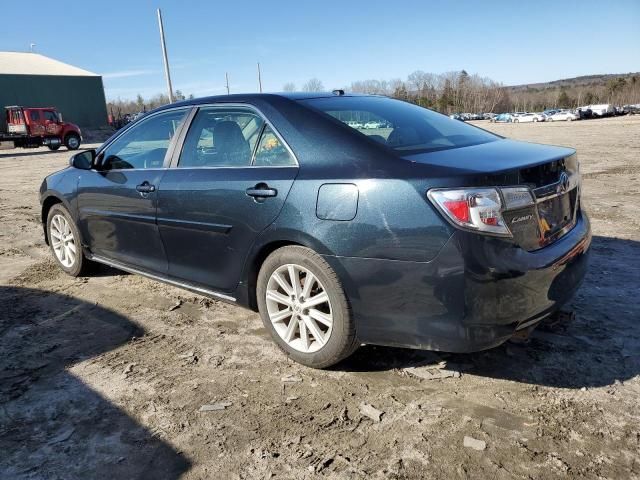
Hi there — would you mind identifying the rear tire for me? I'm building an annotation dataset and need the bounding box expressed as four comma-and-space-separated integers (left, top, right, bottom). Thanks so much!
47, 204, 94, 277
256, 246, 358, 368
65, 133, 81, 150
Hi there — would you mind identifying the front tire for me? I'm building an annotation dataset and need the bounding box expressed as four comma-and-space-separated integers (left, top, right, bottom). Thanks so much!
65, 133, 81, 150
47, 204, 93, 276
256, 246, 358, 368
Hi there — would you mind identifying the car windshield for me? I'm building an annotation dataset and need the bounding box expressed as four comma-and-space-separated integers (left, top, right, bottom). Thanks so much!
301, 96, 499, 153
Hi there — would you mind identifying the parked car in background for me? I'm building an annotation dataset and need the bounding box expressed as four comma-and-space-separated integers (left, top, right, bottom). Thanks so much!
130, 111, 147, 122
483, 113, 496, 120
547, 110, 579, 121
40, 93, 590, 368
623, 104, 640, 115
542, 109, 560, 119
363, 121, 381, 129
491, 113, 513, 123
513, 113, 537, 123
576, 108, 593, 120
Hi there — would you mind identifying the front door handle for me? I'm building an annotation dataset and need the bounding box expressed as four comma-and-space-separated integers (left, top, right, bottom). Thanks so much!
136, 182, 156, 193
246, 183, 277, 198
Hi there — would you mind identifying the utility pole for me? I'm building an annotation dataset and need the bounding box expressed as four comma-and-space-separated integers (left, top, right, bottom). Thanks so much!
257, 62, 263, 93
225, 72, 230, 95
157, 8, 174, 103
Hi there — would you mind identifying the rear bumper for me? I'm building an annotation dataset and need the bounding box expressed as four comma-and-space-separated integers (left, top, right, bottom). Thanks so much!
323, 211, 591, 353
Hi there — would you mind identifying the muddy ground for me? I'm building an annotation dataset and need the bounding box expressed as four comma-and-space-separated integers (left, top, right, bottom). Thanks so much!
1, 116, 639, 479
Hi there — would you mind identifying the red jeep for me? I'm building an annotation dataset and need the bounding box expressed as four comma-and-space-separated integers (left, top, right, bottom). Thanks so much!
1, 106, 82, 151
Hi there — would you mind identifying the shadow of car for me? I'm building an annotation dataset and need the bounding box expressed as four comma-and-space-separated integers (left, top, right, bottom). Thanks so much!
0, 286, 191, 479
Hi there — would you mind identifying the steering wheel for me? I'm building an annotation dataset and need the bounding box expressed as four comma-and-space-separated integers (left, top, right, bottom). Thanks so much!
103, 155, 134, 170
193, 146, 218, 167
143, 156, 164, 169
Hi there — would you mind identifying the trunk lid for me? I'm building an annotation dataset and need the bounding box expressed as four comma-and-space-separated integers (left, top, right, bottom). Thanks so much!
406, 139, 581, 251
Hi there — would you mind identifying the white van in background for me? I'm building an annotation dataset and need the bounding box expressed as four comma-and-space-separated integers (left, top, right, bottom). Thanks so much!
578, 104, 615, 117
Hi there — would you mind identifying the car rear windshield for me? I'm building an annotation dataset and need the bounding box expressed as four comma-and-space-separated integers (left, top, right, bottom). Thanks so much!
300, 96, 499, 153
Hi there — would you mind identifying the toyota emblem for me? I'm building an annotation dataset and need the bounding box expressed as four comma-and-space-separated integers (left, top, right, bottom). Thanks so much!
559, 172, 570, 193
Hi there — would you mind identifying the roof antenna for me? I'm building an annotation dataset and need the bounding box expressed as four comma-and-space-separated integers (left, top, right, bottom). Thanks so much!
29, 43, 36, 53
332, 89, 345, 96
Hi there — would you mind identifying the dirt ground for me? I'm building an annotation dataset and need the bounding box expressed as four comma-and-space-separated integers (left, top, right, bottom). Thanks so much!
1, 116, 639, 479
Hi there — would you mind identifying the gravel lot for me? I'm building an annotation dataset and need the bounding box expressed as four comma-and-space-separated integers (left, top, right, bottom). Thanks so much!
1, 116, 639, 479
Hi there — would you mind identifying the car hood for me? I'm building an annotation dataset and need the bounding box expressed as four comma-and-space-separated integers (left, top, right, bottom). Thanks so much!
402, 138, 575, 176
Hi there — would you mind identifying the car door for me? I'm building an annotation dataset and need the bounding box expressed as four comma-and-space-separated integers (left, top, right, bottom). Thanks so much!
43, 110, 63, 136
157, 105, 298, 293
76, 107, 190, 273
27, 110, 46, 136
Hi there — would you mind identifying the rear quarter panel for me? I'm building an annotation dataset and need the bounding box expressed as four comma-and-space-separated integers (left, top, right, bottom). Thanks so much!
266, 176, 452, 262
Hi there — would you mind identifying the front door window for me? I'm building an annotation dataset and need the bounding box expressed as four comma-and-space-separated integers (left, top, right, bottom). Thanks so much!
100, 109, 188, 170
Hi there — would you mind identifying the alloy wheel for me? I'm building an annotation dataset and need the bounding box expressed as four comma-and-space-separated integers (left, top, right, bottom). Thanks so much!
50, 214, 77, 268
265, 263, 333, 353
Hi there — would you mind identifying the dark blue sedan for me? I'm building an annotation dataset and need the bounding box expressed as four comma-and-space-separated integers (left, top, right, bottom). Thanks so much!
39, 93, 590, 368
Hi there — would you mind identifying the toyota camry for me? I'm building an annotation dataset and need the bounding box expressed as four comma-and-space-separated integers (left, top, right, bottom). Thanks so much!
39, 92, 591, 368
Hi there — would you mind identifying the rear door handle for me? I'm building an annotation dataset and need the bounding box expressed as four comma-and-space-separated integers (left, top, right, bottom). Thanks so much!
136, 182, 156, 193
246, 184, 277, 198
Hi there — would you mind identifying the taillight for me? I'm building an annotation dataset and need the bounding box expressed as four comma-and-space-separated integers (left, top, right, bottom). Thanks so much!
427, 187, 534, 237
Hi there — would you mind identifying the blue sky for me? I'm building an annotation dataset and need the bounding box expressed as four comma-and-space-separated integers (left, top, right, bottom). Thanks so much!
4, 0, 639, 100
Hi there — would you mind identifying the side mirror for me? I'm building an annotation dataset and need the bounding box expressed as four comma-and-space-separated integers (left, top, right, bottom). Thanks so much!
69, 149, 95, 170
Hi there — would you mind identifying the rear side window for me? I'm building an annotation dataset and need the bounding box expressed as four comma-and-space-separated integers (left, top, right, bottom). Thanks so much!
179, 107, 264, 168
178, 107, 296, 168
253, 125, 296, 167
301, 96, 498, 154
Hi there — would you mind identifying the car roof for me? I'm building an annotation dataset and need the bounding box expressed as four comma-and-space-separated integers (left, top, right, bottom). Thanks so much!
158, 92, 381, 111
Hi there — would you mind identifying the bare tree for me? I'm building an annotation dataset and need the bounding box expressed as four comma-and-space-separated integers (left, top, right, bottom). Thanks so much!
348, 79, 391, 95
302, 78, 325, 92
283, 82, 296, 92
107, 91, 187, 118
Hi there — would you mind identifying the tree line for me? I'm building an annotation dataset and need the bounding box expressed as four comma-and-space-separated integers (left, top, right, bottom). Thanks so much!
507, 75, 640, 112
107, 71, 640, 119
287, 71, 640, 113
107, 90, 192, 119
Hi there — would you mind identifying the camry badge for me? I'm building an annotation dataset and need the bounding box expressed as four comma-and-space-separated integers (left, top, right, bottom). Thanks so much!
511, 214, 533, 224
